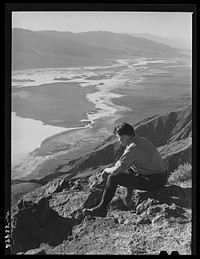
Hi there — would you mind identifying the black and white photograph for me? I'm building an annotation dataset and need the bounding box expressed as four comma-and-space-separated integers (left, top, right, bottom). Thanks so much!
6, 4, 195, 255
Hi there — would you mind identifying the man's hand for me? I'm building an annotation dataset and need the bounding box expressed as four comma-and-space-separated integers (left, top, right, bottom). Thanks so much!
102, 167, 120, 178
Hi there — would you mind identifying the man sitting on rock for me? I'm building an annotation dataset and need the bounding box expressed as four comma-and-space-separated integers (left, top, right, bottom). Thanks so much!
82, 122, 167, 217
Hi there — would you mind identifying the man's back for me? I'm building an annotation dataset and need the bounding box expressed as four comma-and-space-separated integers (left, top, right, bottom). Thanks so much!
122, 135, 165, 175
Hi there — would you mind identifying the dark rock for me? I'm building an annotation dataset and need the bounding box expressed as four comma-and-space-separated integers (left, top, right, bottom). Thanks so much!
16, 196, 50, 229
130, 184, 192, 228
12, 196, 50, 253
11, 195, 75, 254
135, 184, 191, 215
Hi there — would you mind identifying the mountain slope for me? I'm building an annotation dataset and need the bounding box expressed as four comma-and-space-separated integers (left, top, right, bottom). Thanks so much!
39, 30, 179, 52
134, 104, 191, 146
12, 29, 180, 70
12, 29, 122, 70
11, 162, 192, 254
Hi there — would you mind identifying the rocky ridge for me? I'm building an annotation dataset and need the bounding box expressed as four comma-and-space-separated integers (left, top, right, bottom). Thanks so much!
11, 104, 192, 255
11, 173, 192, 255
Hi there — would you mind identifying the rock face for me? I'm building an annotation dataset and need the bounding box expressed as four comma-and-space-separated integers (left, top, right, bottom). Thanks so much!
60, 177, 191, 255
11, 179, 76, 254
11, 169, 192, 254
12, 197, 75, 254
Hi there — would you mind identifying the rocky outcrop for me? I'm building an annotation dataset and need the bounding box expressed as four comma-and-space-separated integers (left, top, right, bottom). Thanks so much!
11, 195, 75, 254
11, 168, 192, 254
11, 177, 80, 254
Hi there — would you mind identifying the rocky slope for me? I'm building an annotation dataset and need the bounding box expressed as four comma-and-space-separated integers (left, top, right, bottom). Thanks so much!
11, 104, 192, 255
11, 171, 192, 255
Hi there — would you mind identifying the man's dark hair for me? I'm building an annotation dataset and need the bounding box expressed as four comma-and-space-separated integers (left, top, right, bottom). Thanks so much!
113, 122, 135, 137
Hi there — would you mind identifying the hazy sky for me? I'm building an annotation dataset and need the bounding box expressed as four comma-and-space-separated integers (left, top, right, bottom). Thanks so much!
12, 11, 193, 39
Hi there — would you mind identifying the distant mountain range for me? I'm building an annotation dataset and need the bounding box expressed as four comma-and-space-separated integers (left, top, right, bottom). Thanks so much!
131, 33, 192, 50
12, 28, 182, 70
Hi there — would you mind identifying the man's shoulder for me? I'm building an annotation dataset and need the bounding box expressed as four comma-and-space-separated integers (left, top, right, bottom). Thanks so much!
127, 142, 137, 149
138, 136, 157, 149
131, 135, 152, 147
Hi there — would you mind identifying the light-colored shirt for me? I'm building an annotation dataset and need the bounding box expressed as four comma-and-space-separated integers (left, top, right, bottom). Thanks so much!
111, 135, 165, 175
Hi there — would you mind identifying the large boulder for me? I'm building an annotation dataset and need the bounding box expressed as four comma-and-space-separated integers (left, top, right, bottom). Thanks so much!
11, 194, 75, 254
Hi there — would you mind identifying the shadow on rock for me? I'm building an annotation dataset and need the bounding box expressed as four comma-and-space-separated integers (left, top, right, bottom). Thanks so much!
135, 184, 191, 215
110, 197, 131, 211
11, 196, 75, 254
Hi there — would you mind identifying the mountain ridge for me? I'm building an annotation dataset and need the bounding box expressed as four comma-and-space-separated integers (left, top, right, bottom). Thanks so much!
12, 28, 181, 70
131, 32, 192, 50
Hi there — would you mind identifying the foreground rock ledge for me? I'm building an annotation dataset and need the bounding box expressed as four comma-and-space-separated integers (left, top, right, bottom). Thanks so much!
11, 174, 191, 254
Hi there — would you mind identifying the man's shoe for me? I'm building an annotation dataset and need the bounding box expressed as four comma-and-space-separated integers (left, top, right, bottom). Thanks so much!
82, 206, 107, 217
